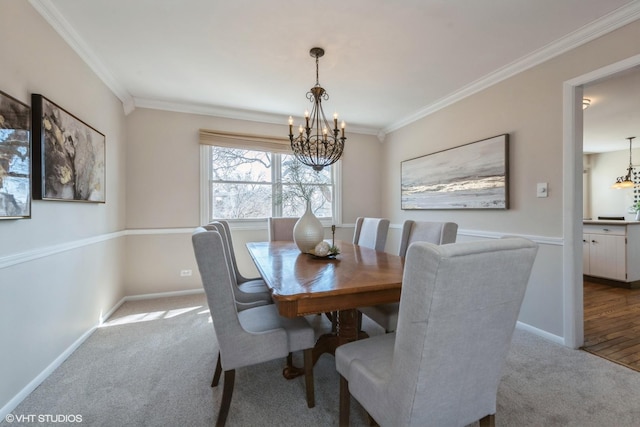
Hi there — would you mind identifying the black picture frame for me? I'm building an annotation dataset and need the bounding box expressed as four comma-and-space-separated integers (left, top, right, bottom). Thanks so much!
401, 134, 509, 210
0, 90, 31, 219
32, 94, 105, 203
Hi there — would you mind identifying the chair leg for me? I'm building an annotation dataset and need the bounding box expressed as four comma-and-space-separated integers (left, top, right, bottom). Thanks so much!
479, 414, 495, 427
216, 370, 235, 427
211, 352, 222, 387
339, 375, 350, 427
303, 348, 315, 408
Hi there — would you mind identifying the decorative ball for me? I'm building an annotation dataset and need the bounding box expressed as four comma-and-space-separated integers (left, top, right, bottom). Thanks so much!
314, 241, 330, 257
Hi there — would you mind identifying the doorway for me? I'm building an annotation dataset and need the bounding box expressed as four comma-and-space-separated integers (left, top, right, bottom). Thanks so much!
578, 66, 640, 370
563, 52, 640, 350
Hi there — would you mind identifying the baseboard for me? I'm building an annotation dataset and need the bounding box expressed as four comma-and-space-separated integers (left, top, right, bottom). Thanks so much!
0, 287, 205, 420
123, 288, 204, 302
516, 321, 565, 345
0, 323, 97, 420
583, 275, 640, 289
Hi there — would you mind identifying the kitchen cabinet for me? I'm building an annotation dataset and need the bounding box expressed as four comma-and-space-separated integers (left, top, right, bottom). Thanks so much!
583, 221, 640, 284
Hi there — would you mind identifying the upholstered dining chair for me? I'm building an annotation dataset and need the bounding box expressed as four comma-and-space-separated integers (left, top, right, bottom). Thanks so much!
336, 238, 538, 427
359, 220, 458, 332
268, 217, 299, 241
207, 221, 272, 310
192, 227, 316, 426
206, 222, 274, 390
352, 217, 390, 252
397, 219, 458, 258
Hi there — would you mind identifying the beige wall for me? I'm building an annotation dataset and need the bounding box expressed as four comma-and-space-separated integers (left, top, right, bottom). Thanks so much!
0, 2, 127, 413
123, 107, 382, 295
381, 20, 640, 339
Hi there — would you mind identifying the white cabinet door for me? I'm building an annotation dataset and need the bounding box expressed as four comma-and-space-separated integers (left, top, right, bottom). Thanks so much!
589, 234, 626, 281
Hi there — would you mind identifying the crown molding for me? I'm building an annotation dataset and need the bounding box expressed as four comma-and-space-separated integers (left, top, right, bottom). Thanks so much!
382, 2, 640, 135
29, 0, 135, 114
30, 0, 640, 131
133, 97, 379, 136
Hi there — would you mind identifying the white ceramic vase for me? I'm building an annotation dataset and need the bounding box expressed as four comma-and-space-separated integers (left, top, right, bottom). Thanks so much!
293, 200, 324, 253
635, 210, 640, 221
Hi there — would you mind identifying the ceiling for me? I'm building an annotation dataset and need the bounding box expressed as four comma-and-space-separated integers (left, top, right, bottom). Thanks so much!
583, 66, 640, 153
30, 0, 640, 148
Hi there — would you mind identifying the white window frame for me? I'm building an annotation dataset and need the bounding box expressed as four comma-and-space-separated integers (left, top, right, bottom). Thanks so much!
200, 144, 342, 229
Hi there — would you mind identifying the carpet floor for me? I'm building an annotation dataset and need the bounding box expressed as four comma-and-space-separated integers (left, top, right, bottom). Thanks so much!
4, 293, 640, 426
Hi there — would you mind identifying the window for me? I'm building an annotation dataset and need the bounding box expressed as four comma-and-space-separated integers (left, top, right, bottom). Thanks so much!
200, 144, 341, 226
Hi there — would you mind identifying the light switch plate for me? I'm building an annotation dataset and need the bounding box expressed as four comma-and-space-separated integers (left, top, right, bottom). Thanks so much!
537, 183, 548, 198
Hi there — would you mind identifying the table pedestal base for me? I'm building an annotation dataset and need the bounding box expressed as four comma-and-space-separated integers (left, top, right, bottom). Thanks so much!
283, 309, 368, 379
312, 308, 368, 365
283, 352, 305, 379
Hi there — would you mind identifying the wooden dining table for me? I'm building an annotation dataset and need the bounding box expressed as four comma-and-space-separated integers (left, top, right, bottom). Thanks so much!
246, 240, 404, 369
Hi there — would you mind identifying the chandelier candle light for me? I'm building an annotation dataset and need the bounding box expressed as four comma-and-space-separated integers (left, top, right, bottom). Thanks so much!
612, 136, 636, 189
288, 47, 346, 172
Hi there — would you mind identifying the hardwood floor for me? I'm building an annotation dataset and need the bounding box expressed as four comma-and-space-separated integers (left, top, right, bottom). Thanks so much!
582, 280, 640, 372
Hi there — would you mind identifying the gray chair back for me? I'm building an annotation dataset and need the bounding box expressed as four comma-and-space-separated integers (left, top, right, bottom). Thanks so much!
268, 217, 298, 241
211, 220, 251, 283
207, 221, 271, 309
352, 217, 390, 252
398, 220, 458, 258
387, 238, 538, 425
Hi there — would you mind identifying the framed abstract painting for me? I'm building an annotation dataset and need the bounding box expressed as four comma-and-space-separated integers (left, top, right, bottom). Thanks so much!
401, 134, 509, 210
32, 94, 105, 202
0, 90, 31, 219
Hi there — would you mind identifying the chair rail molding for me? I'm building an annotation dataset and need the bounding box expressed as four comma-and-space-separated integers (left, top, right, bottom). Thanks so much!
0, 231, 127, 270
0, 226, 563, 271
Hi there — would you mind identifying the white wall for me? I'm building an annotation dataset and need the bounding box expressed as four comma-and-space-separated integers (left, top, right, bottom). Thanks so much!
0, 2, 127, 414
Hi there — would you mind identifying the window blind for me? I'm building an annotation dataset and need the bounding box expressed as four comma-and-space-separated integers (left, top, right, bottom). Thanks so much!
199, 129, 292, 155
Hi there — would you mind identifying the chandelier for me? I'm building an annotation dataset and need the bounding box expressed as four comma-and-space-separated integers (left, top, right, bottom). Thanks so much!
612, 136, 636, 189
288, 47, 345, 172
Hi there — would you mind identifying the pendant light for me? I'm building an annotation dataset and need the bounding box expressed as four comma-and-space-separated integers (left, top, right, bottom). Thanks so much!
288, 47, 346, 172
612, 136, 636, 189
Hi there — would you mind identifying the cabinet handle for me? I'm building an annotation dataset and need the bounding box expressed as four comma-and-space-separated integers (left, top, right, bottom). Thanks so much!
591, 240, 597, 244
603, 228, 609, 232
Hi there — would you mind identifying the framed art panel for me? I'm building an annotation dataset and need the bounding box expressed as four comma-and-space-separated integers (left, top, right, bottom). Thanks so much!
32, 94, 105, 202
401, 134, 509, 210
0, 90, 31, 219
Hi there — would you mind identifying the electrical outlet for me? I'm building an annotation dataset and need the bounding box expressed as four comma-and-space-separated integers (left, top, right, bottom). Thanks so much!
180, 269, 192, 277
537, 183, 548, 198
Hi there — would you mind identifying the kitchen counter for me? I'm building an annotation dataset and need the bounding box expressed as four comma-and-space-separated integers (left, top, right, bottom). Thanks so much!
583, 220, 640, 226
